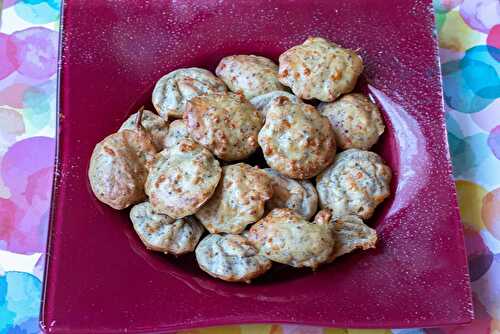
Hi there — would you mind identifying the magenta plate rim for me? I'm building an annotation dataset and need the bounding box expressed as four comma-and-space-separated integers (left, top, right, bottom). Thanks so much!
41, 0, 473, 333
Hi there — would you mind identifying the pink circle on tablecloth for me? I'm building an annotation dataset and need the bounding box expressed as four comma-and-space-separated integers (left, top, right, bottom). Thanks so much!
482, 187, 500, 240
2, 0, 20, 8
1, 136, 55, 198
0, 137, 55, 251
0, 198, 21, 249
10, 27, 58, 80
434, 0, 463, 12
0, 161, 53, 254
487, 24, 500, 49
0, 83, 30, 108
0, 196, 50, 254
0, 33, 19, 80
0, 139, 54, 252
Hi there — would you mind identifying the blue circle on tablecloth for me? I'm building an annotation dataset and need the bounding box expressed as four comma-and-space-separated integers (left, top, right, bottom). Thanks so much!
461, 46, 500, 100
464, 45, 500, 71
449, 132, 491, 176
14, 0, 60, 24
22, 80, 55, 132
445, 112, 463, 138
442, 60, 494, 114
23, 0, 60, 9
442, 45, 500, 114
5, 317, 40, 334
0, 272, 41, 334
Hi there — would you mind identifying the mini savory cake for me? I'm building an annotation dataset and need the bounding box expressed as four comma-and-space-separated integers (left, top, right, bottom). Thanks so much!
145, 139, 222, 218
247, 208, 335, 269
185, 92, 263, 161
89, 38, 392, 283
119, 109, 169, 150
88, 129, 156, 210
258, 96, 336, 179
328, 215, 377, 262
249, 90, 301, 118
196, 163, 272, 234
130, 201, 204, 255
152, 67, 227, 119
278, 37, 363, 102
318, 93, 385, 150
316, 149, 392, 219
263, 168, 318, 220
164, 119, 190, 148
195, 234, 272, 283
216, 55, 286, 99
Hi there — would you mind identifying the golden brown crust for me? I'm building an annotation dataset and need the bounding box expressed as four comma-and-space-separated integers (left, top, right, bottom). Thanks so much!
247, 208, 335, 269
263, 168, 318, 220
185, 92, 263, 161
145, 139, 222, 218
164, 119, 190, 148
216, 55, 286, 99
152, 68, 227, 118
88, 129, 156, 210
195, 234, 272, 283
316, 149, 392, 219
278, 37, 363, 102
249, 91, 301, 119
195, 163, 273, 234
313, 208, 333, 226
119, 109, 169, 150
328, 215, 377, 262
258, 96, 336, 179
318, 94, 385, 150
130, 201, 204, 255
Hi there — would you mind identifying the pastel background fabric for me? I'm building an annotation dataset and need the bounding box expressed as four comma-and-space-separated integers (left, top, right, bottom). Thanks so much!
0, 0, 498, 333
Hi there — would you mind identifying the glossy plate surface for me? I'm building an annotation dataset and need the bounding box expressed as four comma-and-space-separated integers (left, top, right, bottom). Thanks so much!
42, 0, 473, 332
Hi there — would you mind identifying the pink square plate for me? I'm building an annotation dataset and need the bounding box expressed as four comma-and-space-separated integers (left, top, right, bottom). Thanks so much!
41, 0, 473, 332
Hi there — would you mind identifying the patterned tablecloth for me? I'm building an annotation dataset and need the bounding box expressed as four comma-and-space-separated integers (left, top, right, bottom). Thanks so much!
0, 0, 498, 333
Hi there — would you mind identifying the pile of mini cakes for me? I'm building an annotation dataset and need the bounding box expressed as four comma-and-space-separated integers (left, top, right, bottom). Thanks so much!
88, 37, 392, 283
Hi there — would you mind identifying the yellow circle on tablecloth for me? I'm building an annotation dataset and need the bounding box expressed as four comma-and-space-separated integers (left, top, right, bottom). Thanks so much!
482, 187, 500, 240
346, 329, 391, 334
455, 180, 487, 231
323, 328, 348, 334
268, 325, 284, 334
241, 325, 280, 334
439, 11, 484, 51
180, 325, 286, 334
180, 326, 242, 334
